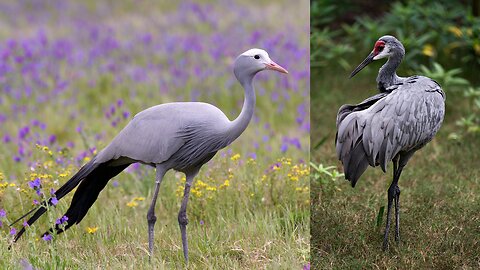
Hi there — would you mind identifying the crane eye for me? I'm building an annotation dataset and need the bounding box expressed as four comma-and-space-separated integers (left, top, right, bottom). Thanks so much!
254, 55, 260, 59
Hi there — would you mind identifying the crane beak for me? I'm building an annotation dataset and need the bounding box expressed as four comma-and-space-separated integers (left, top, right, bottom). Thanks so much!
265, 61, 288, 74
349, 51, 375, 78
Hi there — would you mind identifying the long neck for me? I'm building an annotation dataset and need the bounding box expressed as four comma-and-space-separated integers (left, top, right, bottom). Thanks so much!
376, 53, 403, 92
228, 75, 256, 142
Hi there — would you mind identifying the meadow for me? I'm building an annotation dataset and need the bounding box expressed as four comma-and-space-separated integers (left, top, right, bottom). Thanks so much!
0, 1, 309, 269
311, 1, 480, 268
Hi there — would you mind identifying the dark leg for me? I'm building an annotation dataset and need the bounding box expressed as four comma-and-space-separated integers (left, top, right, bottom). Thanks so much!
383, 156, 403, 250
147, 166, 166, 259
178, 170, 198, 263
394, 183, 401, 243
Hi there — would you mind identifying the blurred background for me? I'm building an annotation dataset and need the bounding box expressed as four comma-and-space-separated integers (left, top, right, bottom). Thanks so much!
311, 0, 480, 268
0, 1, 309, 268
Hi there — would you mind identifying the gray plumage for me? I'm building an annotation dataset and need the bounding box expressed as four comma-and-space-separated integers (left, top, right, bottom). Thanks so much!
11, 48, 288, 262
337, 35, 445, 250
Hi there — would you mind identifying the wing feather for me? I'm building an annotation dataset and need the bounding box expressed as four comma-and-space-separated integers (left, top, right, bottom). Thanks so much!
336, 76, 445, 186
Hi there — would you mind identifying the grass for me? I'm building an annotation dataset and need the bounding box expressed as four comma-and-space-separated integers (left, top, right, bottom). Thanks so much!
311, 65, 480, 269
0, 1, 309, 268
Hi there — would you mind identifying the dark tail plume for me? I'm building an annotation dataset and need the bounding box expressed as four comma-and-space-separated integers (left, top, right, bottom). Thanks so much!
12, 157, 130, 242
343, 137, 369, 188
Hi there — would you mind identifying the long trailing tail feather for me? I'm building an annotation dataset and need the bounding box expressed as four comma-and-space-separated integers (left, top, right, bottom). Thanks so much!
12, 158, 100, 242
12, 157, 131, 242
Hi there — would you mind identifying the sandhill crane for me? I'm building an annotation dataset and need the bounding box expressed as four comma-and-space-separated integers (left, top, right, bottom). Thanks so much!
10, 48, 288, 262
336, 35, 445, 250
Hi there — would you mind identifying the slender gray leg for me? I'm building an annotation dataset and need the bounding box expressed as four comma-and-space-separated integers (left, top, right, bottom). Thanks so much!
178, 170, 198, 263
383, 183, 395, 251
147, 166, 166, 260
394, 185, 401, 243
383, 156, 403, 250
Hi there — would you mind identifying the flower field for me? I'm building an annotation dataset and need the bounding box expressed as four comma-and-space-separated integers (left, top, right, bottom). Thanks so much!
0, 1, 309, 268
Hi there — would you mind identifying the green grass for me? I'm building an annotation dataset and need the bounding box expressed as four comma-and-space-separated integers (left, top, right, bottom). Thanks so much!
311, 66, 480, 269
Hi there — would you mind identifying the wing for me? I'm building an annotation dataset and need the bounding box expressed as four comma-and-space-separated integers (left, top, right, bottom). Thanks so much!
336, 77, 445, 186
95, 102, 231, 165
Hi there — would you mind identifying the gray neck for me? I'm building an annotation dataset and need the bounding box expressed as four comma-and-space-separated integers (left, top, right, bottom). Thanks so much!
376, 53, 403, 92
228, 75, 256, 142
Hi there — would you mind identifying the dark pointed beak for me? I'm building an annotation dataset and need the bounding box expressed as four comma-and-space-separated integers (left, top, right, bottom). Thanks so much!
349, 51, 375, 78
265, 61, 288, 74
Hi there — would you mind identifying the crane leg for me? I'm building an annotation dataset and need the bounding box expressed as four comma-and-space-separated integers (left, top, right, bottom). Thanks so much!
394, 184, 401, 243
178, 170, 198, 263
383, 157, 402, 251
147, 166, 166, 260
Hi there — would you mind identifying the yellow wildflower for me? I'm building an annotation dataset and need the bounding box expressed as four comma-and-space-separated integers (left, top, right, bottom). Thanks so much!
58, 172, 70, 178
219, 180, 230, 189
448, 26, 462, 37
133, 197, 145, 201
288, 174, 299, 181
230, 154, 240, 161
422, 44, 435, 57
191, 189, 202, 198
195, 180, 208, 188
9, 183, 16, 187
86, 226, 98, 234
84, 156, 91, 162
126, 201, 138, 207
474, 44, 480, 55
0, 172, 4, 181
206, 186, 217, 191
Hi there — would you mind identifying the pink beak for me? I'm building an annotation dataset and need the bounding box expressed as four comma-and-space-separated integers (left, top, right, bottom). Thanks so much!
265, 61, 288, 74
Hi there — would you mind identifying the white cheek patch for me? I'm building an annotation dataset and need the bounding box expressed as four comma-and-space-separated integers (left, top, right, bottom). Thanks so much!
373, 50, 389, 60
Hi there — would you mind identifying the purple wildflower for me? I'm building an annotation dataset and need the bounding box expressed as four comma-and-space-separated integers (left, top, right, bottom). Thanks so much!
23, 220, 29, 227
33, 199, 39, 205
55, 215, 68, 225
28, 178, 41, 189
10, 227, 16, 235
303, 262, 310, 270
0, 209, 6, 218
200, 220, 204, 225
51, 197, 58, 206
48, 134, 56, 144
280, 143, 288, 153
42, 234, 52, 241
18, 126, 29, 139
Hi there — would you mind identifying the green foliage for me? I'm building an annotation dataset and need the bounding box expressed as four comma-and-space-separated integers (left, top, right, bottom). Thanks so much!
311, 0, 480, 138
419, 63, 470, 88
310, 162, 343, 194
312, 0, 480, 77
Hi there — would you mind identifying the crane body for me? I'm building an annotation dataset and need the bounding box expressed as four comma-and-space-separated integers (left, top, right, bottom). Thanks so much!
336, 35, 445, 250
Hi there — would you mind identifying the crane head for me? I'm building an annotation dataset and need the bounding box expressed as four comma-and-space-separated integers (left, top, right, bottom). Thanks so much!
234, 49, 288, 80
349, 35, 405, 78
